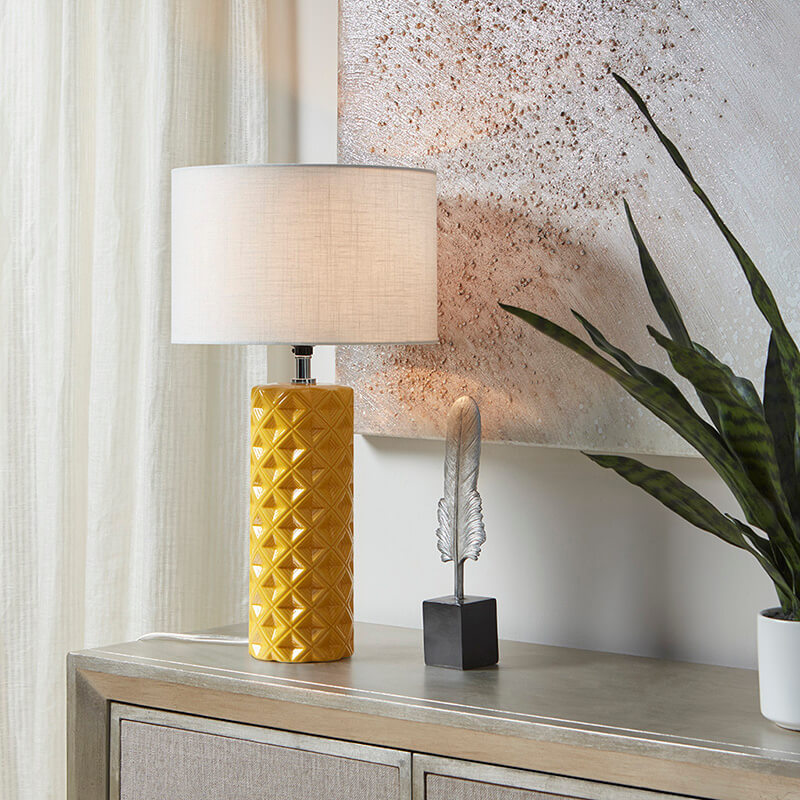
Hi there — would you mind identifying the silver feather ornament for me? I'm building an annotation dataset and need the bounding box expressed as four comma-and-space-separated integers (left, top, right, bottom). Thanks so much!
436, 395, 486, 601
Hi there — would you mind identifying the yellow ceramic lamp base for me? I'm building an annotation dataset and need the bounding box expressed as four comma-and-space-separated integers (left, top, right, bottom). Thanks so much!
249, 383, 354, 662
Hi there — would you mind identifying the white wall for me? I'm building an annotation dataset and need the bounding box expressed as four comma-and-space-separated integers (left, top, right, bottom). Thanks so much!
290, 0, 775, 669
353, 438, 773, 668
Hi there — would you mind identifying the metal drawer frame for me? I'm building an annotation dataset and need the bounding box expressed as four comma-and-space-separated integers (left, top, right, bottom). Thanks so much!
110, 703, 412, 800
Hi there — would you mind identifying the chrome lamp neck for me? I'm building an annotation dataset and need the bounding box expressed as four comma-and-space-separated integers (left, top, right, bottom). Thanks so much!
291, 345, 315, 385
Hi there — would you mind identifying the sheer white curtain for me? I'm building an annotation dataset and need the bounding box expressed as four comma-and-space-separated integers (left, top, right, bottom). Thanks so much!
0, 2, 281, 796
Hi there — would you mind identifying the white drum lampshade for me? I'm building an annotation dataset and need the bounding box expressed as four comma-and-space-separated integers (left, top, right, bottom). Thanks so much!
171, 164, 438, 345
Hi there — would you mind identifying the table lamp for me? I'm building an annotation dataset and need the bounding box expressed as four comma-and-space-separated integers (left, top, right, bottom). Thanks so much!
171, 164, 438, 662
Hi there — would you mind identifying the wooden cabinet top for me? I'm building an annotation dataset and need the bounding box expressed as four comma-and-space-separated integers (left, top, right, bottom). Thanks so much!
70, 622, 800, 790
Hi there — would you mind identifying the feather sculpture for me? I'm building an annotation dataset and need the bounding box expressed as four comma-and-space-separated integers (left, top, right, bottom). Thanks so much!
436, 396, 486, 601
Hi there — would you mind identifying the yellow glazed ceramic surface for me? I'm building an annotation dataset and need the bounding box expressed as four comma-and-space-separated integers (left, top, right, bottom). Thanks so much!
249, 384, 354, 662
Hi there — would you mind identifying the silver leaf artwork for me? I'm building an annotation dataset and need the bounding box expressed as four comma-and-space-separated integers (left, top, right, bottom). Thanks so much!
436, 396, 486, 601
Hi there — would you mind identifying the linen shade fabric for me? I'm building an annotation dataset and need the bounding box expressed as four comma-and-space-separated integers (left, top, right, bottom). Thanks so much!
171, 164, 438, 345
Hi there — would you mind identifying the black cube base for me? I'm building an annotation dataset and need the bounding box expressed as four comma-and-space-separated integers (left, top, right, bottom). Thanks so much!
422, 595, 498, 670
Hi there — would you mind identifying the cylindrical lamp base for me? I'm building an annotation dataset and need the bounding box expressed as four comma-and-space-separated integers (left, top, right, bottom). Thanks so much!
249, 383, 354, 662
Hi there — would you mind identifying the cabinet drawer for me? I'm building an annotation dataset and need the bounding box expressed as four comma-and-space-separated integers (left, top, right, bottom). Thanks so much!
110, 704, 410, 800
414, 755, 700, 800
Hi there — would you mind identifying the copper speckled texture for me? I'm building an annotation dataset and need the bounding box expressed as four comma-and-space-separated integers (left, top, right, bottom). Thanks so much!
337, 0, 800, 455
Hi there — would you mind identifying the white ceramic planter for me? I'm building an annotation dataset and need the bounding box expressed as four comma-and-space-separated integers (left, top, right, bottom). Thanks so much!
758, 608, 800, 730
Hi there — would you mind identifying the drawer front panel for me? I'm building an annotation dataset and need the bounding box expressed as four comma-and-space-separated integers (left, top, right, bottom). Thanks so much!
427, 773, 571, 800
112, 705, 409, 800
416, 755, 699, 800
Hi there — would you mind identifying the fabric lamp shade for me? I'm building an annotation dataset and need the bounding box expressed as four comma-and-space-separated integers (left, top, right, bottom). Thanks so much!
171, 164, 438, 345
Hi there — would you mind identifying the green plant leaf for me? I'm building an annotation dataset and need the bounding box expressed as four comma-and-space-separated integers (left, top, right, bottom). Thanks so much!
623, 200, 721, 428
648, 326, 800, 564
500, 302, 786, 545
764, 333, 800, 522
585, 453, 796, 604
614, 71, 800, 495
499, 304, 722, 461
571, 310, 698, 420
691, 341, 762, 409
499, 304, 631, 377
623, 200, 690, 346
648, 328, 779, 488
498, 74, 800, 616
585, 453, 753, 548
726, 515, 799, 613
612, 73, 695, 185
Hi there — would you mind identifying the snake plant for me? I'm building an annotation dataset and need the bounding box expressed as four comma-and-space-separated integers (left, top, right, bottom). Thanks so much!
500, 74, 800, 621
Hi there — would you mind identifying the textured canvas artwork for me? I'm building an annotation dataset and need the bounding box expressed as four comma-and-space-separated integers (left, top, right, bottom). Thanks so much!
337, 0, 800, 455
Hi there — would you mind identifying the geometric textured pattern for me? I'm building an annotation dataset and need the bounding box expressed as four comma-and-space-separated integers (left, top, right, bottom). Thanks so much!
249, 384, 354, 663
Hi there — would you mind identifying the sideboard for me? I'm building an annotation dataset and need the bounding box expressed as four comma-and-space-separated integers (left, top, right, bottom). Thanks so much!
67, 622, 800, 799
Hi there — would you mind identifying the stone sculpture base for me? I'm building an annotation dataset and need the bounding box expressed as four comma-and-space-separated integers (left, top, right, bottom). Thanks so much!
422, 595, 498, 670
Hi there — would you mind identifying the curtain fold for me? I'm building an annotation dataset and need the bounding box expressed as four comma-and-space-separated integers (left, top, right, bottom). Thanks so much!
0, 2, 274, 796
